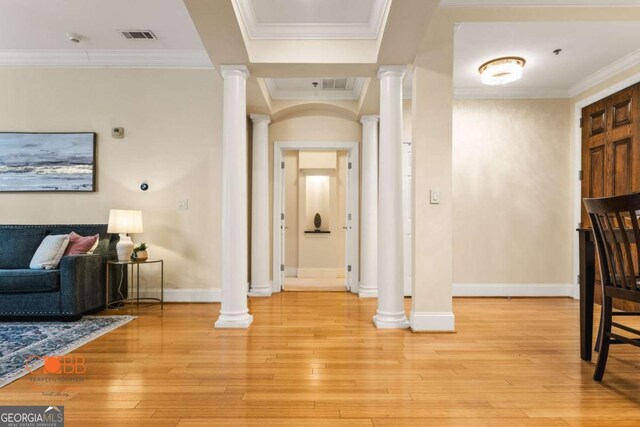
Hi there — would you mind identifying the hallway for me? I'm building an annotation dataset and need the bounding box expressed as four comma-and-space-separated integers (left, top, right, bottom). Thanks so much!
283, 277, 346, 291
3, 293, 640, 426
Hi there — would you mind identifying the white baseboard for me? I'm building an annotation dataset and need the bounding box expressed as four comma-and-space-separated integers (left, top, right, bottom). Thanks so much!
137, 289, 221, 302
135, 284, 571, 302
297, 268, 344, 279
453, 283, 573, 298
410, 311, 455, 332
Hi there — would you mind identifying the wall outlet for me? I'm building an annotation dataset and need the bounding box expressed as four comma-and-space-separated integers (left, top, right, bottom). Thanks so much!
177, 199, 189, 210
430, 190, 440, 204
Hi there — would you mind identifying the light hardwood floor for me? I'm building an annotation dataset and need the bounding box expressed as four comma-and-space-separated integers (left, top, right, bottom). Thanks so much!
2, 293, 640, 426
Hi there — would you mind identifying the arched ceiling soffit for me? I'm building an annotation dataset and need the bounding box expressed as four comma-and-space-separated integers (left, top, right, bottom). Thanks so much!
270, 103, 359, 123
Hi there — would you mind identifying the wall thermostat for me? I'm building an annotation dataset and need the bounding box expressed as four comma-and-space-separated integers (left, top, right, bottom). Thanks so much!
140, 182, 149, 191
112, 127, 125, 139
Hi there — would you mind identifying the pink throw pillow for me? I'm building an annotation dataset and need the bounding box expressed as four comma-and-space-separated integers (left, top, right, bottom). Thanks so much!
64, 232, 100, 256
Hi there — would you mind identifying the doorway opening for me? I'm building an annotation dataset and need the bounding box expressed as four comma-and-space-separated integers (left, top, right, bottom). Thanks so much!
283, 150, 347, 291
273, 142, 359, 294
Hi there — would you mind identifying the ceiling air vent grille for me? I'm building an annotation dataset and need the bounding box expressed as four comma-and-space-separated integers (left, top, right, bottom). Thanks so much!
121, 30, 157, 40
322, 78, 348, 90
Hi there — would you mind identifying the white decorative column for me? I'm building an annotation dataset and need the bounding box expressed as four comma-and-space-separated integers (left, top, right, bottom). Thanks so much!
249, 114, 272, 297
359, 115, 379, 298
215, 65, 253, 328
373, 66, 409, 328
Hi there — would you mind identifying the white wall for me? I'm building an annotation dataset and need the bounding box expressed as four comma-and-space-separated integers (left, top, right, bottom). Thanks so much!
0, 68, 223, 297
452, 99, 572, 286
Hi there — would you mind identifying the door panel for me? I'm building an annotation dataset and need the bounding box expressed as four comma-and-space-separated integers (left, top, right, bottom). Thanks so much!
582, 98, 609, 225
588, 146, 605, 198
590, 109, 607, 136
612, 138, 632, 195
581, 82, 640, 310
613, 99, 632, 128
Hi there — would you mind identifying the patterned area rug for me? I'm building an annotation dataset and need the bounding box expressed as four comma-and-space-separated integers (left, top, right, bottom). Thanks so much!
0, 316, 135, 388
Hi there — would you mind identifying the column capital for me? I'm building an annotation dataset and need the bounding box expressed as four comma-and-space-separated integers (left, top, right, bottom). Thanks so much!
220, 65, 250, 80
360, 115, 379, 124
250, 114, 271, 125
377, 65, 409, 80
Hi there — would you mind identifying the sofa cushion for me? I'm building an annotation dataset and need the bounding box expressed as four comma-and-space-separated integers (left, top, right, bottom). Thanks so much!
0, 228, 48, 269
0, 269, 60, 293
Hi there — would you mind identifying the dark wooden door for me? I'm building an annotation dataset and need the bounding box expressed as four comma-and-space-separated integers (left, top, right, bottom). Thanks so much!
581, 82, 640, 310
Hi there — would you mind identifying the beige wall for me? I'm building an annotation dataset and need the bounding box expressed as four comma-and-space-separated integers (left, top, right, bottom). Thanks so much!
452, 99, 572, 285
268, 111, 361, 278
297, 151, 347, 275
411, 16, 454, 318
284, 149, 348, 274
403, 99, 412, 142
0, 68, 223, 293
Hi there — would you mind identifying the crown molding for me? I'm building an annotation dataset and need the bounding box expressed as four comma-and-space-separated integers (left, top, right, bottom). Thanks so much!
454, 86, 570, 99
569, 47, 640, 97
232, 0, 390, 40
0, 50, 213, 69
440, 0, 640, 6
265, 77, 366, 100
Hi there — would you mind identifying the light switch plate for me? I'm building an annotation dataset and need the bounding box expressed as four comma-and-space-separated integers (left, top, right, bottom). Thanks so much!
430, 190, 440, 204
177, 199, 189, 210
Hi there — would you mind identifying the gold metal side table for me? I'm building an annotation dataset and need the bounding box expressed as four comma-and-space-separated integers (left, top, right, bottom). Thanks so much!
106, 259, 164, 310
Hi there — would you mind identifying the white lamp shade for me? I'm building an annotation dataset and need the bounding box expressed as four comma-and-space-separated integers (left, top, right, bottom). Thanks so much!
107, 209, 143, 234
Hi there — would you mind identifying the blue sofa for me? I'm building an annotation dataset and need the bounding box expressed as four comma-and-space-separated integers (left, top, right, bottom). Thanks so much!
0, 224, 120, 320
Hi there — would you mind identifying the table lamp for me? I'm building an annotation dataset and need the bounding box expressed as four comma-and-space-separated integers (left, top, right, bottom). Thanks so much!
107, 209, 143, 261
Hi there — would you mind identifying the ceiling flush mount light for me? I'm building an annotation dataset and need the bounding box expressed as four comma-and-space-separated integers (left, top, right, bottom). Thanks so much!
478, 56, 526, 86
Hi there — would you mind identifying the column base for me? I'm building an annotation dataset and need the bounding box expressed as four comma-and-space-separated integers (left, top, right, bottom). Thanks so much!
215, 312, 254, 328
372, 310, 410, 329
409, 311, 455, 332
248, 284, 272, 298
358, 284, 378, 298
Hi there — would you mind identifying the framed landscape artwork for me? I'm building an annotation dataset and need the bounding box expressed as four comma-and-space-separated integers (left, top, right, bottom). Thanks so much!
0, 132, 96, 192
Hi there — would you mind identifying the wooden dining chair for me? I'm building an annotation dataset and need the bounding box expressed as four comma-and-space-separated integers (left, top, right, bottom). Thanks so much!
584, 192, 640, 381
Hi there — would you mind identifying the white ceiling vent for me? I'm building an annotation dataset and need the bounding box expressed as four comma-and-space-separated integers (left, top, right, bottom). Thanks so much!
120, 30, 157, 40
265, 77, 365, 100
321, 78, 349, 90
